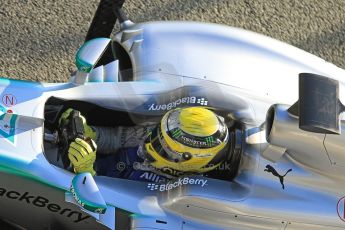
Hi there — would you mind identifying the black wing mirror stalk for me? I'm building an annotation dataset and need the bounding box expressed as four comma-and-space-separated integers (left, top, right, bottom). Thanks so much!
288, 73, 345, 134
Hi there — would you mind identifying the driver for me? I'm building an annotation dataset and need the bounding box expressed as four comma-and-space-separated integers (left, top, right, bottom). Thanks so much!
60, 107, 230, 183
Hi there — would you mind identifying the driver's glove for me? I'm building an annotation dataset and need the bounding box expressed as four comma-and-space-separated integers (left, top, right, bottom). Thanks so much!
59, 108, 96, 140
68, 138, 97, 176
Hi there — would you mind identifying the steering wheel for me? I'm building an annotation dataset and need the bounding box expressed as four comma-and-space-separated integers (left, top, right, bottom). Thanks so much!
57, 110, 86, 168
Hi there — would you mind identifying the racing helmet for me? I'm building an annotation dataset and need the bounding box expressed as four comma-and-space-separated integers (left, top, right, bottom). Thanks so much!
144, 107, 229, 173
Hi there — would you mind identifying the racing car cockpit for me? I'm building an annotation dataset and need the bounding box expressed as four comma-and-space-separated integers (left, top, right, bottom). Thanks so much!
43, 84, 247, 183
42, 37, 253, 184
40, 38, 261, 223
41, 85, 261, 224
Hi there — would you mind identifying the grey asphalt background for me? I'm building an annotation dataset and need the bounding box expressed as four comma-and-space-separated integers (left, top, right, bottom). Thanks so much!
1, 0, 345, 82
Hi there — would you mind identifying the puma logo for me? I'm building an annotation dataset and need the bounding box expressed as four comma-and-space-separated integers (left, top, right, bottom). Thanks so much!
264, 165, 292, 190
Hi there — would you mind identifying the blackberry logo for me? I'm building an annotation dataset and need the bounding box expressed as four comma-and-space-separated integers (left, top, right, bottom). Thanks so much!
197, 98, 208, 106
148, 96, 209, 111
147, 183, 159, 191
147, 177, 208, 192
0, 187, 90, 223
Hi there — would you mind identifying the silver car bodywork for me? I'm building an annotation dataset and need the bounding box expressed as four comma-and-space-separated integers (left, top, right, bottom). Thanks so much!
0, 14, 345, 230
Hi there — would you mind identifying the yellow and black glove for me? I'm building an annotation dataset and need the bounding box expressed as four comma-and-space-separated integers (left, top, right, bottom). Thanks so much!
68, 138, 97, 176
59, 108, 97, 140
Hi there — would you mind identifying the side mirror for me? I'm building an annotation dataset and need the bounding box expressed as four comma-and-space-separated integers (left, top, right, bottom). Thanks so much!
288, 73, 345, 134
74, 38, 111, 84
70, 173, 107, 214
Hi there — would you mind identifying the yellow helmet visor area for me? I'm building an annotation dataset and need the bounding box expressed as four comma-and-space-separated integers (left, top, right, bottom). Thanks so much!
144, 107, 229, 172
163, 108, 228, 150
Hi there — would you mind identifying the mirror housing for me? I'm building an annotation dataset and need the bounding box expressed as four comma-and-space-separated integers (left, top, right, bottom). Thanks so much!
74, 38, 111, 84
70, 172, 107, 214
288, 73, 345, 134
